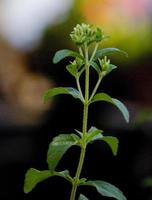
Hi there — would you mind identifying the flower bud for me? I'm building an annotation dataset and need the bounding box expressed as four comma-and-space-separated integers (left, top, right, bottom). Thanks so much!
70, 23, 103, 46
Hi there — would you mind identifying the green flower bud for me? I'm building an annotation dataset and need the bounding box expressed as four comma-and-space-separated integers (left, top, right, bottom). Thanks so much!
99, 56, 110, 76
70, 23, 103, 46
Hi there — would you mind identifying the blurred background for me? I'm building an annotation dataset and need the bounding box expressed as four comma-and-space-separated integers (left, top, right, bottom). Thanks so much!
0, 0, 152, 199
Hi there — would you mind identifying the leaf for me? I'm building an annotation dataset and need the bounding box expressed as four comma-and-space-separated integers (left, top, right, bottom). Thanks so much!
101, 136, 119, 156
86, 126, 103, 143
86, 127, 118, 156
66, 63, 78, 77
107, 64, 117, 74
90, 61, 100, 74
54, 170, 72, 182
24, 168, 52, 193
94, 48, 128, 60
112, 98, 129, 123
44, 87, 82, 103
53, 49, 83, 64
78, 178, 87, 185
79, 194, 89, 200
47, 134, 80, 171
91, 93, 129, 123
24, 168, 71, 193
84, 180, 127, 200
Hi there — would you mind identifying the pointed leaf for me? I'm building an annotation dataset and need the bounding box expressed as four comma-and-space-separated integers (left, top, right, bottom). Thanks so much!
91, 93, 129, 123
112, 98, 129, 123
94, 48, 128, 60
86, 127, 103, 143
79, 194, 89, 200
53, 49, 83, 64
78, 178, 87, 185
44, 87, 82, 103
47, 134, 80, 171
101, 136, 119, 156
54, 170, 72, 182
90, 61, 100, 74
24, 168, 71, 193
85, 180, 127, 200
107, 64, 117, 74
24, 168, 52, 193
66, 63, 78, 77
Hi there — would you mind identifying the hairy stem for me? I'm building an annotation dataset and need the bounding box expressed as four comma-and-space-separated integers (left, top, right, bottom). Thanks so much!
69, 44, 89, 200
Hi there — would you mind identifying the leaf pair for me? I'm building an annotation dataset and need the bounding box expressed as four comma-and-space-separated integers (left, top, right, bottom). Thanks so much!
44, 88, 129, 123
53, 48, 127, 65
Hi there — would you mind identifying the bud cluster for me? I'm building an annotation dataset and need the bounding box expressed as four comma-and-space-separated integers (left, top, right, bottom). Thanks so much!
70, 23, 103, 46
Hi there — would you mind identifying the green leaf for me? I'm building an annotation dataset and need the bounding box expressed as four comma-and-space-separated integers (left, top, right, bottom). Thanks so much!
79, 194, 89, 200
24, 168, 52, 193
101, 136, 119, 156
47, 134, 80, 171
24, 168, 71, 193
54, 170, 72, 182
86, 127, 118, 156
91, 93, 129, 123
84, 180, 127, 200
44, 87, 82, 103
78, 178, 87, 185
94, 48, 128, 60
86, 126, 103, 143
107, 64, 117, 74
53, 49, 83, 64
66, 63, 78, 77
90, 61, 100, 74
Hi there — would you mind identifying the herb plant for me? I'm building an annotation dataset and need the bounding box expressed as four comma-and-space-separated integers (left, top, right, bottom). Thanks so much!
24, 23, 129, 200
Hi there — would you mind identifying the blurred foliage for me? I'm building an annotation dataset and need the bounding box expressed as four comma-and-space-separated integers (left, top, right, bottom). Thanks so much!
41, 0, 152, 65
135, 108, 152, 125
143, 177, 152, 188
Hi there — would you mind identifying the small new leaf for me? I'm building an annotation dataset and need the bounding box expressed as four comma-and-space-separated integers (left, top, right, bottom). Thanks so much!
86, 126, 103, 143
84, 180, 127, 200
47, 134, 80, 171
24, 168, 52, 193
79, 194, 89, 200
66, 63, 78, 77
94, 48, 128, 60
91, 93, 129, 123
53, 49, 83, 64
44, 87, 82, 103
86, 127, 118, 156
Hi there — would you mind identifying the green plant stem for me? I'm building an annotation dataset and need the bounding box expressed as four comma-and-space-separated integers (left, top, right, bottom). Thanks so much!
76, 77, 84, 102
89, 74, 103, 102
69, 145, 86, 200
69, 45, 90, 200
90, 43, 98, 62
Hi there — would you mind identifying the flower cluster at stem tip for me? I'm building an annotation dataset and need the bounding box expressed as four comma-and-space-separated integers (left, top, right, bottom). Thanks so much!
70, 23, 103, 46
